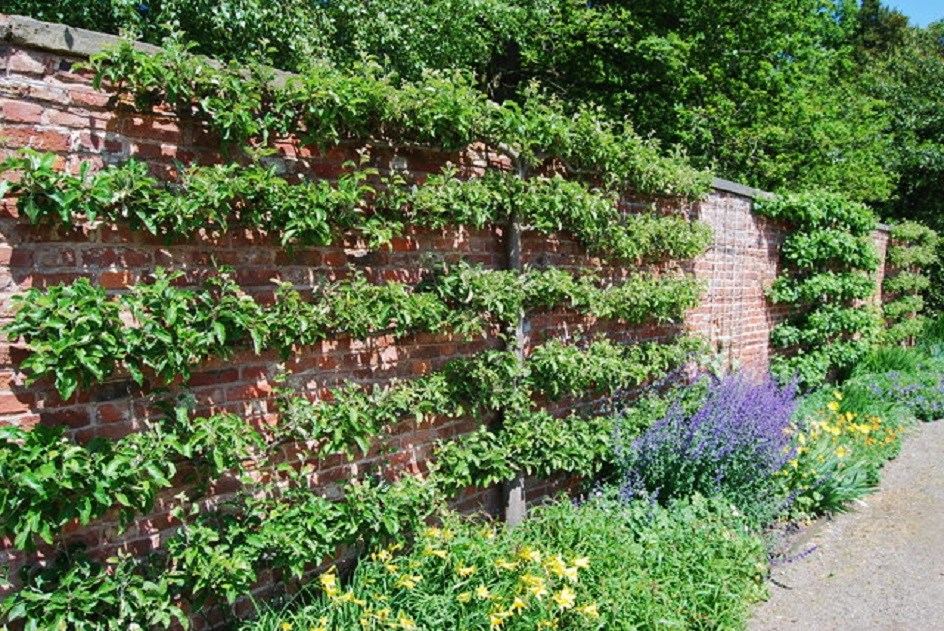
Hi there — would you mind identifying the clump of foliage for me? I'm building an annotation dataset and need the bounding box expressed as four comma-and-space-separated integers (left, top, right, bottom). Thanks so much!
84, 37, 712, 198
0, 150, 713, 263
781, 387, 911, 517
246, 494, 766, 630
2, 550, 186, 630
8, 0, 899, 205
757, 191, 882, 386
882, 221, 939, 343
617, 373, 798, 524
2, 266, 701, 399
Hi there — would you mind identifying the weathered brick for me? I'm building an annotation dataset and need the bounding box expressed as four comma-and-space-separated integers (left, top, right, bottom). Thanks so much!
7, 50, 46, 75
0, 393, 32, 414
1, 99, 44, 124
0, 126, 70, 152
98, 270, 134, 289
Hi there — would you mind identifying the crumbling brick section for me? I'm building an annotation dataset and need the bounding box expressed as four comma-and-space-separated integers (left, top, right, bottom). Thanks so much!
0, 18, 891, 625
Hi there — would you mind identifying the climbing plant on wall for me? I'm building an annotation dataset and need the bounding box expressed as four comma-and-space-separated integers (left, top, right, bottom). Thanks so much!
882, 221, 939, 344
757, 191, 882, 386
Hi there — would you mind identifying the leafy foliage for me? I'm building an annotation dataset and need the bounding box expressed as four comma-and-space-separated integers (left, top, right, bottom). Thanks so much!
757, 191, 882, 385
2, 279, 123, 400
2, 551, 186, 631
0, 151, 712, 262
84, 37, 711, 197
783, 386, 911, 517
247, 494, 766, 631
3, 267, 700, 398
508, 493, 767, 631
0, 407, 263, 553
883, 221, 940, 343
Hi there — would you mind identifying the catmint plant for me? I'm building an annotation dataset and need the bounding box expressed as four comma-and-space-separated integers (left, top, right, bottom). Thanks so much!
619, 372, 798, 524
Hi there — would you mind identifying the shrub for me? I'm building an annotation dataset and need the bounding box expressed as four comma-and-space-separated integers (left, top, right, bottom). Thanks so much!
618, 373, 798, 524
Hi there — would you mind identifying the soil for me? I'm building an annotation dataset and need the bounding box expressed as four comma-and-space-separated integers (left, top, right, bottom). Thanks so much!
748, 420, 944, 631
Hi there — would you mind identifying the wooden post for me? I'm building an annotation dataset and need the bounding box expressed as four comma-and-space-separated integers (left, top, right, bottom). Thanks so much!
502, 157, 528, 526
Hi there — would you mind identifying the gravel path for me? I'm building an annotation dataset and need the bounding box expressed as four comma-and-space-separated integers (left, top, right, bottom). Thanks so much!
749, 420, 944, 631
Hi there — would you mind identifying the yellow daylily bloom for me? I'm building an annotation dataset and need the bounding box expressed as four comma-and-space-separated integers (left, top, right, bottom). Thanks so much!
517, 546, 542, 563
543, 554, 566, 578
571, 556, 590, 569
423, 546, 448, 559
552, 586, 576, 610
562, 565, 579, 583
395, 575, 422, 590
494, 558, 518, 571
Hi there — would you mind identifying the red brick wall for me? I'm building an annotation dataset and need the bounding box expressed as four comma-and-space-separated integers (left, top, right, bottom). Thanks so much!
0, 24, 891, 619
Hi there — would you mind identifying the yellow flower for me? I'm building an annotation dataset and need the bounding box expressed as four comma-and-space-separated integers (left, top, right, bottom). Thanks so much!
517, 546, 542, 563
543, 554, 566, 578
373, 549, 392, 562
788, 459, 799, 469
520, 574, 548, 599
576, 602, 600, 619
494, 558, 518, 571
489, 614, 506, 629
457, 566, 476, 577
396, 575, 422, 590
827, 401, 840, 412
835, 446, 848, 458
319, 571, 337, 590
475, 585, 492, 600
457, 592, 473, 603
441, 528, 455, 540
423, 546, 448, 559
833, 390, 843, 401
510, 597, 527, 612
424, 527, 442, 539
562, 565, 579, 583
571, 556, 590, 570
552, 586, 576, 610
396, 614, 417, 630
336, 591, 365, 606
480, 526, 497, 540
281, 623, 292, 631
385, 563, 400, 574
